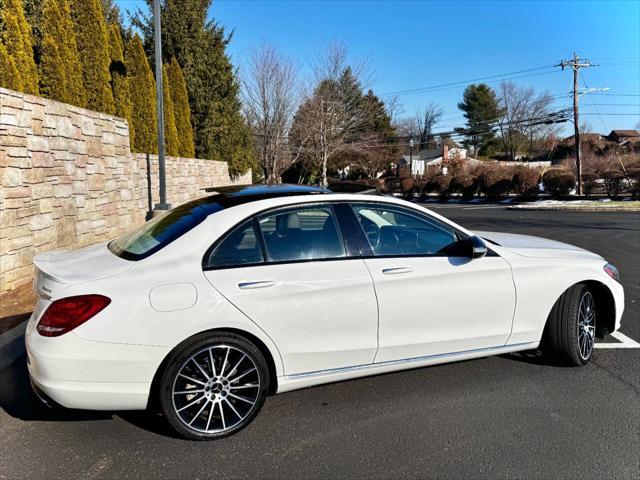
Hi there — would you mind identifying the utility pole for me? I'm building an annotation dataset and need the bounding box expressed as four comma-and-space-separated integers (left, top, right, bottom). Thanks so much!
558, 53, 595, 195
153, 0, 170, 211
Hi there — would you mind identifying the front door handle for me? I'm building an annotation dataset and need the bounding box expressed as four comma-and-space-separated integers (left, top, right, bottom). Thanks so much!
238, 280, 275, 290
381, 267, 413, 275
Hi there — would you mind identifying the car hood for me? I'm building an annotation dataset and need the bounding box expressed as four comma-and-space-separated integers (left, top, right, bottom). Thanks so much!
33, 242, 134, 287
475, 231, 603, 260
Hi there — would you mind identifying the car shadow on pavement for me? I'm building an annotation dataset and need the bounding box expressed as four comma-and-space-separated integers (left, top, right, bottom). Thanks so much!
0, 335, 182, 438
0, 353, 113, 422
500, 350, 574, 368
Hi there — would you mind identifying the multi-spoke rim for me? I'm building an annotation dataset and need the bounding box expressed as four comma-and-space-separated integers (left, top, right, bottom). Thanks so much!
577, 291, 596, 360
172, 345, 261, 434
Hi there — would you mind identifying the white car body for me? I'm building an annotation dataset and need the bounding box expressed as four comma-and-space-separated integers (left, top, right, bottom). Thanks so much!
25, 188, 624, 411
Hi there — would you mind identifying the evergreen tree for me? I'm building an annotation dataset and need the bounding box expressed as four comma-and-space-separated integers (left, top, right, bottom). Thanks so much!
337, 66, 365, 138
0, 0, 39, 94
162, 63, 179, 157
39, 0, 86, 106
107, 22, 133, 142
126, 34, 157, 153
167, 56, 195, 157
70, 0, 114, 114
22, 0, 44, 64
132, 0, 253, 174
100, 0, 121, 24
457, 84, 503, 155
0, 41, 21, 91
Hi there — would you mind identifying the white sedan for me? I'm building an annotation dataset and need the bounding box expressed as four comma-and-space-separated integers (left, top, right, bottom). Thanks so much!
26, 185, 624, 440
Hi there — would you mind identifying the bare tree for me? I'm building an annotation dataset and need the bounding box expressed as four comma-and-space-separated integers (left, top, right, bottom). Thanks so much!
311, 41, 373, 88
395, 102, 443, 149
416, 103, 444, 149
497, 81, 555, 160
290, 45, 372, 186
242, 44, 299, 183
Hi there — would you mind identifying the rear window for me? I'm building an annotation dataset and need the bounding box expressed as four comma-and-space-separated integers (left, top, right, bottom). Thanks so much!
108, 200, 224, 260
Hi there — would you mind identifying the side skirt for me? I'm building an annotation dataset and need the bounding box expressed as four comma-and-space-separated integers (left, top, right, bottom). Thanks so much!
276, 341, 539, 394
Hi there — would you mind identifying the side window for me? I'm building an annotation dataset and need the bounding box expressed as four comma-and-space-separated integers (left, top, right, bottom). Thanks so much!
206, 221, 264, 268
351, 204, 458, 256
258, 206, 346, 262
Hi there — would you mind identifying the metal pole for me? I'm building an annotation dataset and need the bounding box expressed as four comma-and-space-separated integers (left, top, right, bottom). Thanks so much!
153, 0, 170, 210
409, 142, 413, 177
146, 153, 153, 220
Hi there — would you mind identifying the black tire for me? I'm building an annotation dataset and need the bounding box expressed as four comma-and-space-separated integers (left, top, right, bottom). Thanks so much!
543, 284, 596, 366
159, 332, 269, 440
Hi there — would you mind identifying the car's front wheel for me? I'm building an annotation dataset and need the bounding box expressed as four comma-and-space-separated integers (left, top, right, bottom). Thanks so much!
159, 332, 269, 440
544, 284, 596, 366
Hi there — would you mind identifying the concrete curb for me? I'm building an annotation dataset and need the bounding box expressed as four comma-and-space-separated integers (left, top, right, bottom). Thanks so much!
507, 206, 640, 212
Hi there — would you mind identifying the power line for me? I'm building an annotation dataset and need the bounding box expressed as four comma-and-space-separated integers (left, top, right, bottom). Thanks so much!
580, 71, 608, 132
380, 65, 557, 96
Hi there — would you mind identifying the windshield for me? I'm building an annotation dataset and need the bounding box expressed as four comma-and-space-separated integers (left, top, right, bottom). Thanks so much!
108, 199, 224, 260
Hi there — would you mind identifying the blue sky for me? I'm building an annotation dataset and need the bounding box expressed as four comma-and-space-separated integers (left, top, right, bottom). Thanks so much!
116, 0, 640, 134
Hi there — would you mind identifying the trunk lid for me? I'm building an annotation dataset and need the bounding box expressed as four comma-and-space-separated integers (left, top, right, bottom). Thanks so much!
33, 242, 134, 299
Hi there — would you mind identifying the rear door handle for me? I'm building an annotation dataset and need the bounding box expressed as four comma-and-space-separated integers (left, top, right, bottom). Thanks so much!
381, 267, 413, 275
238, 280, 275, 290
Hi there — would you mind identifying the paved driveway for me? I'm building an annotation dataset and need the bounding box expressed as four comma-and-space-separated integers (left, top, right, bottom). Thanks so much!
1, 206, 638, 480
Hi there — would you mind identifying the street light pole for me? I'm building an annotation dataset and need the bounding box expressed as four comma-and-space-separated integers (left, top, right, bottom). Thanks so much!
153, 0, 170, 211
409, 138, 414, 177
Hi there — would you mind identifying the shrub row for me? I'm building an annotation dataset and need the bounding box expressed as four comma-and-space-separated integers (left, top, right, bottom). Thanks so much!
374, 164, 640, 200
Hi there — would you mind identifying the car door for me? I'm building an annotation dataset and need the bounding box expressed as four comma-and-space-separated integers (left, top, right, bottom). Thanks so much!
348, 202, 516, 363
203, 203, 379, 376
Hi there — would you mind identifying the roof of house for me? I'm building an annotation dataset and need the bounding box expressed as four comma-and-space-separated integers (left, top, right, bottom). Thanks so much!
610, 130, 640, 137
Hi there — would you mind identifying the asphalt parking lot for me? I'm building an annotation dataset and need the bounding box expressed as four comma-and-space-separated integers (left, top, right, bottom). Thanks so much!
1, 206, 638, 480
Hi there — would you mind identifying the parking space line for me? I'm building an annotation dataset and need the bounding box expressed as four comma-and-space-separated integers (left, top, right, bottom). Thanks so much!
595, 331, 640, 349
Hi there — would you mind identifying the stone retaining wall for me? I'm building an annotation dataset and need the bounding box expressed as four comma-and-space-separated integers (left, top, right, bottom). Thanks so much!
0, 87, 250, 295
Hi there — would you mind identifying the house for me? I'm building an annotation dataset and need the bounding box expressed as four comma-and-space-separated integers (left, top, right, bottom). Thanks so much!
398, 144, 479, 175
607, 130, 640, 144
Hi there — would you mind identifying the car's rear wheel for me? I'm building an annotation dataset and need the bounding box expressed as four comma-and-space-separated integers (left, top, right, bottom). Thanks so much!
159, 332, 269, 440
544, 284, 596, 366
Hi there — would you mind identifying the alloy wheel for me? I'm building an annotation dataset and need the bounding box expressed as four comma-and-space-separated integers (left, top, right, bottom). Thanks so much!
577, 291, 596, 361
171, 345, 261, 434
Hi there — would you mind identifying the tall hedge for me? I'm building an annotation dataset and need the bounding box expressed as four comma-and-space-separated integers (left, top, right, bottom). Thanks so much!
0, 42, 21, 90
70, 0, 114, 114
162, 63, 179, 157
167, 57, 195, 157
132, 0, 253, 174
0, 0, 39, 94
39, 0, 86, 106
107, 22, 133, 143
126, 34, 157, 154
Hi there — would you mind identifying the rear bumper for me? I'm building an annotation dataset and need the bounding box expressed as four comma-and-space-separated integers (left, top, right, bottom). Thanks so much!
25, 314, 169, 411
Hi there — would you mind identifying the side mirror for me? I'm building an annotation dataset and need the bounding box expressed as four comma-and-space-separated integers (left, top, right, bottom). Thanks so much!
469, 235, 487, 259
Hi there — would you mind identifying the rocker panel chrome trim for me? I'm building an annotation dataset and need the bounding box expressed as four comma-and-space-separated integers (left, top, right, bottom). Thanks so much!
284, 341, 537, 379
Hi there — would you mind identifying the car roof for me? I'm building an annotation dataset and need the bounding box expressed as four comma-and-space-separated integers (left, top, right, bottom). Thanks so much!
203, 184, 330, 197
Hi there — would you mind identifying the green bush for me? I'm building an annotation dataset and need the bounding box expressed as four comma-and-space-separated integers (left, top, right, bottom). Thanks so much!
512, 168, 541, 199
543, 169, 576, 198
449, 173, 479, 200
602, 170, 626, 197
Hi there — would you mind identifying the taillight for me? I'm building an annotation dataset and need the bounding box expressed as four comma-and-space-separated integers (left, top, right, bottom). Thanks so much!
37, 295, 111, 337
